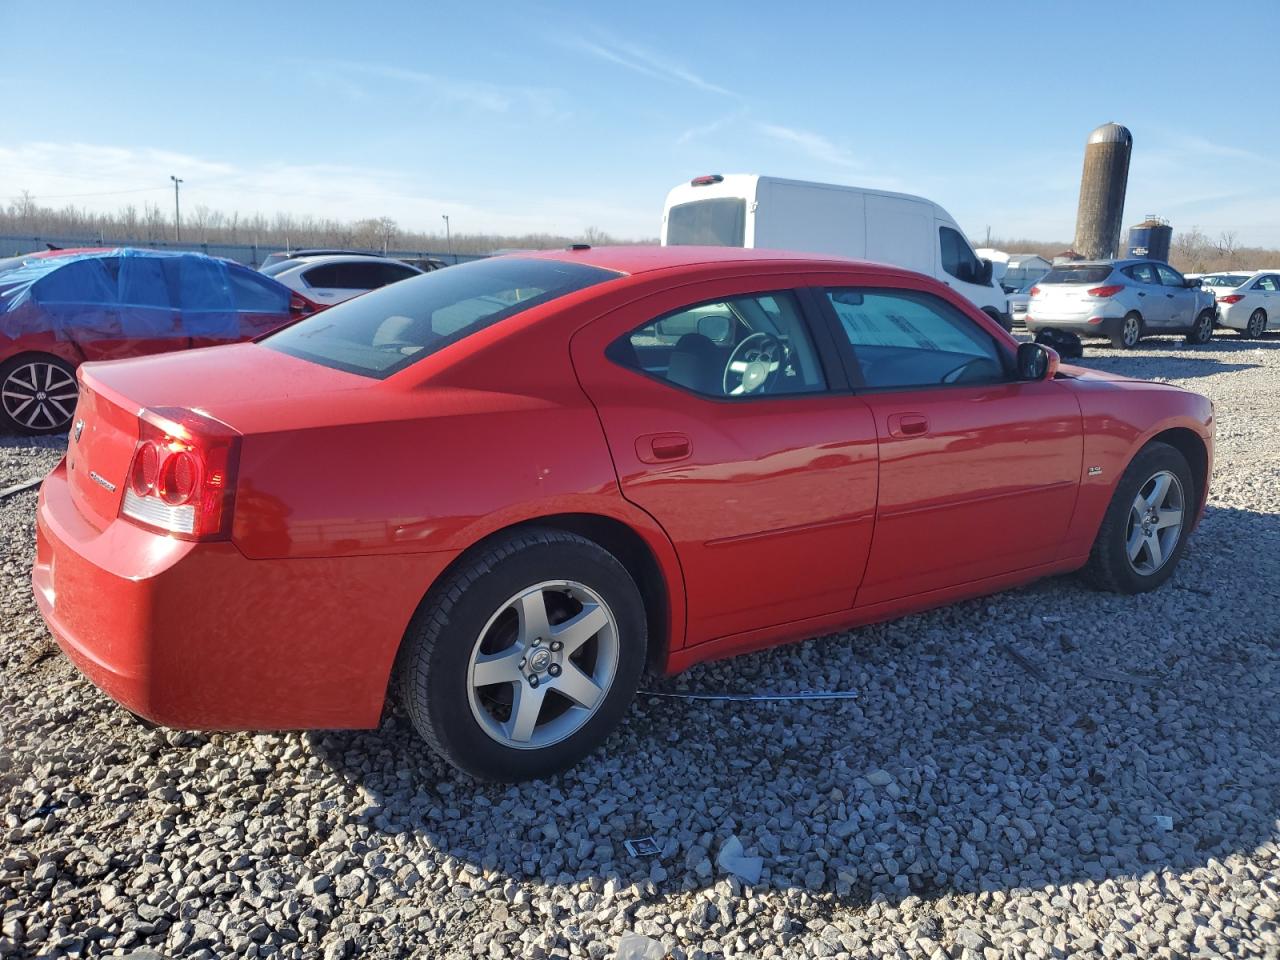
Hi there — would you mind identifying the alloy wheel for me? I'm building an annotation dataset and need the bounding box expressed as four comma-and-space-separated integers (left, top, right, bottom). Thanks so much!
2, 361, 78, 431
1125, 470, 1184, 576
1248, 310, 1266, 338
466, 580, 619, 750
1196, 313, 1213, 342
1122, 316, 1140, 347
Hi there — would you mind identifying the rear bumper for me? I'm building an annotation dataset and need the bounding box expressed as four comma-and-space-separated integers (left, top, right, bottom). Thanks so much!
1025, 316, 1122, 338
33, 461, 452, 730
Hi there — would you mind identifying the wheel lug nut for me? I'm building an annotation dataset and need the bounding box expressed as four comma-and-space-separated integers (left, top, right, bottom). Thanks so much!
548, 664, 562, 678
528, 674, 540, 688
549, 640, 563, 652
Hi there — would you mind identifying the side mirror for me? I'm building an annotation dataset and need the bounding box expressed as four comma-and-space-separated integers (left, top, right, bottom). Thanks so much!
977, 258, 994, 285
1017, 341, 1059, 381
1185, 277, 1202, 288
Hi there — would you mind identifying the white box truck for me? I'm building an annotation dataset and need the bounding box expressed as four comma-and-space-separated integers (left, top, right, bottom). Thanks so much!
661, 174, 1010, 329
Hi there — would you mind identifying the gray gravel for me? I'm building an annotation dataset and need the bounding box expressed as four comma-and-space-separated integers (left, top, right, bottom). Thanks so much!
2, 333, 1279, 959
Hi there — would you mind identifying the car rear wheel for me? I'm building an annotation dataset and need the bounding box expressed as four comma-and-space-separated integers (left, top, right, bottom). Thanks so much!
1083, 441, 1194, 594
1111, 312, 1143, 349
396, 527, 647, 781
1244, 308, 1267, 339
1185, 309, 1215, 345
0, 355, 79, 435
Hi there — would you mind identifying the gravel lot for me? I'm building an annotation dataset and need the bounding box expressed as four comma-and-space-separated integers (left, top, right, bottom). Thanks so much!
2, 334, 1278, 960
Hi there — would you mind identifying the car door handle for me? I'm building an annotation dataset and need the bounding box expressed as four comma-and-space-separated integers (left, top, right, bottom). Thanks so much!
636, 433, 691, 463
887, 413, 929, 438
1137, 291, 1146, 297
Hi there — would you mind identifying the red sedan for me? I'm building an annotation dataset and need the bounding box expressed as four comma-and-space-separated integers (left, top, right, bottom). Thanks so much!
0, 248, 317, 434
33, 247, 1213, 781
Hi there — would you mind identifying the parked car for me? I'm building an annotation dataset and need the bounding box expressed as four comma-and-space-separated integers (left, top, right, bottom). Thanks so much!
1025, 259, 1217, 349
259, 248, 388, 270
400, 256, 450, 272
0, 248, 317, 435
261, 253, 423, 307
1205, 271, 1278, 338
1006, 278, 1038, 328
34, 247, 1212, 781
662, 174, 1011, 330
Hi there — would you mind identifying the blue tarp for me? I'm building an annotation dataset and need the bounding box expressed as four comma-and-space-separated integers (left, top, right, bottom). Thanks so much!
0, 248, 244, 340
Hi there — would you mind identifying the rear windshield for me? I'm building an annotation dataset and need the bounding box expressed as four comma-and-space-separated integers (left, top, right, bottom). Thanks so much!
263, 257, 619, 378
667, 198, 746, 246
260, 259, 301, 277
1202, 273, 1249, 287
1040, 265, 1113, 284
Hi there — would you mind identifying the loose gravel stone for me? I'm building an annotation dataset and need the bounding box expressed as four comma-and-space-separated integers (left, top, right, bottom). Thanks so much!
2, 335, 1278, 958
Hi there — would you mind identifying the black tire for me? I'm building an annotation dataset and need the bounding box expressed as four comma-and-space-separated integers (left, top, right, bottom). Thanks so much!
984, 308, 1012, 333
396, 527, 647, 782
1110, 312, 1143, 349
1185, 309, 1215, 345
1083, 441, 1195, 595
0, 354, 79, 435
1243, 308, 1267, 339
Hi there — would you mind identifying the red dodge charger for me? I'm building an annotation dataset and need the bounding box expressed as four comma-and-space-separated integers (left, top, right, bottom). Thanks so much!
33, 246, 1213, 780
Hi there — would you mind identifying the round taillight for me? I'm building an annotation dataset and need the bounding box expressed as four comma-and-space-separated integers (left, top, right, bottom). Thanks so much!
130, 442, 161, 496
158, 450, 201, 505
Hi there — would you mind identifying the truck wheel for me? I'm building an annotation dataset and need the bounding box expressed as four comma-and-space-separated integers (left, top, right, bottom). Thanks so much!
1083, 441, 1194, 595
396, 528, 647, 782
1110, 313, 1142, 349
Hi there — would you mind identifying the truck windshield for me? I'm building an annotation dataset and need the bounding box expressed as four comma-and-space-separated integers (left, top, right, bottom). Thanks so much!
264, 257, 619, 378
667, 199, 746, 246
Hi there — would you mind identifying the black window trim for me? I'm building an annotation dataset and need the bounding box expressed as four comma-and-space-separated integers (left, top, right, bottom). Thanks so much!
605, 286, 853, 402
809, 284, 1017, 395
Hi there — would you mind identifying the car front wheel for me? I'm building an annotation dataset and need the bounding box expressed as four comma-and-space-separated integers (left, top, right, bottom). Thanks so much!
1111, 313, 1143, 349
1083, 441, 1195, 594
397, 528, 647, 781
0, 355, 79, 435
1185, 309, 1215, 345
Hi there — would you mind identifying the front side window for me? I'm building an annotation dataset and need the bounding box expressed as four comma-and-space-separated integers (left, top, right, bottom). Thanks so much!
825, 288, 1006, 390
666, 199, 746, 247
1155, 263, 1185, 287
609, 291, 826, 398
1253, 275, 1278, 292
266, 257, 618, 378
939, 226, 982, 284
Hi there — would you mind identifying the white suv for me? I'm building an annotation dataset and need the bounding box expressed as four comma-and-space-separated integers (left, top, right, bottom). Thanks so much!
1026, 259, 1217, 349
261, 254, 423, 306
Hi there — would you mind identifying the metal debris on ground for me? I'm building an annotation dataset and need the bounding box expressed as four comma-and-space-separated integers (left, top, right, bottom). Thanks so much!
0, 477, 43, 499
1003, 644, 1046, 680
1079, 666, 1157, 687
641, 689, 857, 702
623, 836, 661, 857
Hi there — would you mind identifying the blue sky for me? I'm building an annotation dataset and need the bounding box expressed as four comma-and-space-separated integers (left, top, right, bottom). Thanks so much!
3, 0, 1279, 245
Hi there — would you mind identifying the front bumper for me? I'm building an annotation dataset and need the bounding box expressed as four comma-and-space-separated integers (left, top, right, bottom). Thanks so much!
33, 460, 451, 730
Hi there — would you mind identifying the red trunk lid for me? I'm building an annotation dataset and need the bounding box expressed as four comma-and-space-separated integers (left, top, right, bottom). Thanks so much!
66, 380, 142, 531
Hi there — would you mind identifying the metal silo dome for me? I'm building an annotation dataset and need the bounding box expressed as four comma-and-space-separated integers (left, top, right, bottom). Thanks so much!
1088, 122, 1133, 145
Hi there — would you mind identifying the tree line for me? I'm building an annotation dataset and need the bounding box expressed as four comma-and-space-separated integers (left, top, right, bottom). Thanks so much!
993, 229, 1278, 274
0, 192, 653, 255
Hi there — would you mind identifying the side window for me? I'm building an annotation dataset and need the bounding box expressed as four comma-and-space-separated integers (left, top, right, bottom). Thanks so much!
302, 263, 344, 289
1123, 264, 1159, 285
825, 288, 1006, 390
1254, 275, 1278, 292
939, 226, 981, 284
229, 269, 290, 312
1155, 264, 1185, 287
609, 291, 826, 398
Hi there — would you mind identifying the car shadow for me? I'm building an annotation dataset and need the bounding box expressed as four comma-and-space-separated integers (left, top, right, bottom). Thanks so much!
1070, 349, 1261, 380
310, 502, 1280, 908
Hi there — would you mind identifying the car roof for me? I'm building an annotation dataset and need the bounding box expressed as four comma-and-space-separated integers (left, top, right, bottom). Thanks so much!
514, 244, 916, 278
278, 254, 423, 270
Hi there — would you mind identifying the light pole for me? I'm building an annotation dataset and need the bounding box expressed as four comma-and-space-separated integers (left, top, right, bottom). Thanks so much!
170, 176, 184, 242
442, 214, 454, 264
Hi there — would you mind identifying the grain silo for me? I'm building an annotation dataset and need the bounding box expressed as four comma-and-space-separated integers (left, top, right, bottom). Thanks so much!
1072, 122, 1132, 260
1127, 216, 1173, 262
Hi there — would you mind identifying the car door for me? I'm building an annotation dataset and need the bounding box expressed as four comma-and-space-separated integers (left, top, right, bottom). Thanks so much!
1122, 262, 1169, 326
817, 282, 1084, 606
1155, 263, 1194, 329
1253, 274, 1279, 315
571, 277, 879, 646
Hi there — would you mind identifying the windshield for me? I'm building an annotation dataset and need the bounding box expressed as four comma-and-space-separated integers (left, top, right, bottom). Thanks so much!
667, 198, 746, 246
1040, 265, 1113, 284
264, 257, 619, 378
1201, 273, 1250, 287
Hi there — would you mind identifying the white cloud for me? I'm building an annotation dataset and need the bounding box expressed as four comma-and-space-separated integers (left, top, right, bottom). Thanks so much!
757, 123, 858, 169
320, 61, 567, 118
562, 35, 734, 97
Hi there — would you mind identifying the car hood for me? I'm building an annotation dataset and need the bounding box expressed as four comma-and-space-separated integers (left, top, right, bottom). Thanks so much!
1057, 363, 1187, 390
